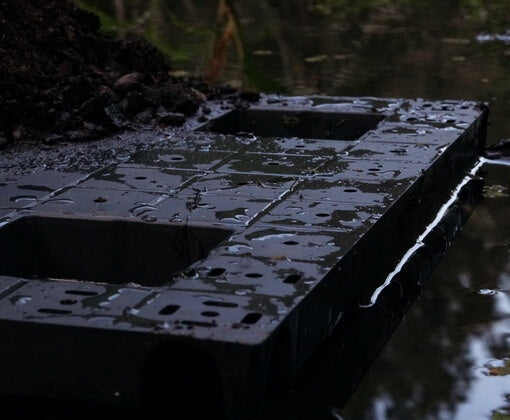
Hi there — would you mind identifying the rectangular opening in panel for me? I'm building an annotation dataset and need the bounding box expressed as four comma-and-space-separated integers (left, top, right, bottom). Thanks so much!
198, 109, 383, 140
0, 216, 232, 287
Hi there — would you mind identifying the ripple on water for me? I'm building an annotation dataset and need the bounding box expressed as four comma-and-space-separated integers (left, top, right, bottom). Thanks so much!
478, 288, 498, 296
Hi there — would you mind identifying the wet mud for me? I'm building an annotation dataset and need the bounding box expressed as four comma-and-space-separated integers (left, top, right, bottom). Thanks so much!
0, 0, 255, 147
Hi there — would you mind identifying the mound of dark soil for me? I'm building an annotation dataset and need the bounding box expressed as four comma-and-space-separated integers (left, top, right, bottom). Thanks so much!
0, 0, 251, 148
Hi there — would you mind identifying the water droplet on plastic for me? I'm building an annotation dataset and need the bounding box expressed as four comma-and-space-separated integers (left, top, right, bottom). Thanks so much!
124, 307, 140, 315
252, 233, 295, 241
234, 289, 250, 296
46, 198, 75, 205
10, 195, 37, 203
11, 296, 31, 305
130, 204, 157, 217
226, 244, 253, 253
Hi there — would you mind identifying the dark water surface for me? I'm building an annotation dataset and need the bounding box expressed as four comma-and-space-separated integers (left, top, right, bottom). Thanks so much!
339, 161, 510, 420
78, 1, 510, 418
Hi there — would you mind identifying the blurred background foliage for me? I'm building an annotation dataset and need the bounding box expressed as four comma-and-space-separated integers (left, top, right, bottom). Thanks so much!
76, 0, 510, 143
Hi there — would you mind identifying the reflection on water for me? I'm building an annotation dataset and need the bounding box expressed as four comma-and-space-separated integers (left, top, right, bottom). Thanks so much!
79, 0, 510, 143
339, 163, 510, 419
76, 1, 510, 418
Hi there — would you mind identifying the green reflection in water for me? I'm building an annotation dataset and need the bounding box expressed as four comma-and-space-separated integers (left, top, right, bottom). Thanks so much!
78, 0, 510, 143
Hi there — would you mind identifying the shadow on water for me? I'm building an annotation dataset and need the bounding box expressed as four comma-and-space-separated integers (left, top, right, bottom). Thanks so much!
61, 1, 510, 418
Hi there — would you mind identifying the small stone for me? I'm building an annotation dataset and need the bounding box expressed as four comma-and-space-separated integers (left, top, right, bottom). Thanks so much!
98, 85, 117, 100
135, 109, 153, 123
157, 112, 186, 126
120, 91, 148, 116
94, 196, 108, 203
113, 72, 142, 93
78, 94, 112, 124
142, 86, 161, 104
191, 87, 207, 102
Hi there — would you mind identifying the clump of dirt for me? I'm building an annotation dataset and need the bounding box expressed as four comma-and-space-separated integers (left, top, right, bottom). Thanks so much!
0, 0, 256, 148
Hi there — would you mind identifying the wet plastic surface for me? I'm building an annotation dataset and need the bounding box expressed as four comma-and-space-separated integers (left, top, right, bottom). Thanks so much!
0, 95, 488, 419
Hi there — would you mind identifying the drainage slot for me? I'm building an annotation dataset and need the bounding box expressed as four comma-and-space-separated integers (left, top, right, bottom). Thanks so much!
201, 311, 219, 317
0, 216, 233, 287
207, 268, 226, 277
182, 320, 216, 328
283, 274, 302, 284
241, 312, 262, 325
198, 109, 382, 140
65, 290, 98, 296
203, 301, 238, 308
38, 308, 72, 315
159, 305, 180, 315
59, 299, 77, 305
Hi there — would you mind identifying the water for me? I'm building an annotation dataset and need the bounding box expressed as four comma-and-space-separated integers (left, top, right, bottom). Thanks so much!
81, 0, 510, 145
77, 1, 510, 417
339, 161, 510, 419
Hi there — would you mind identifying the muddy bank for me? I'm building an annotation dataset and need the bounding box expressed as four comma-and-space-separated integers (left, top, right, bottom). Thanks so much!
0, 0, 256, 148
